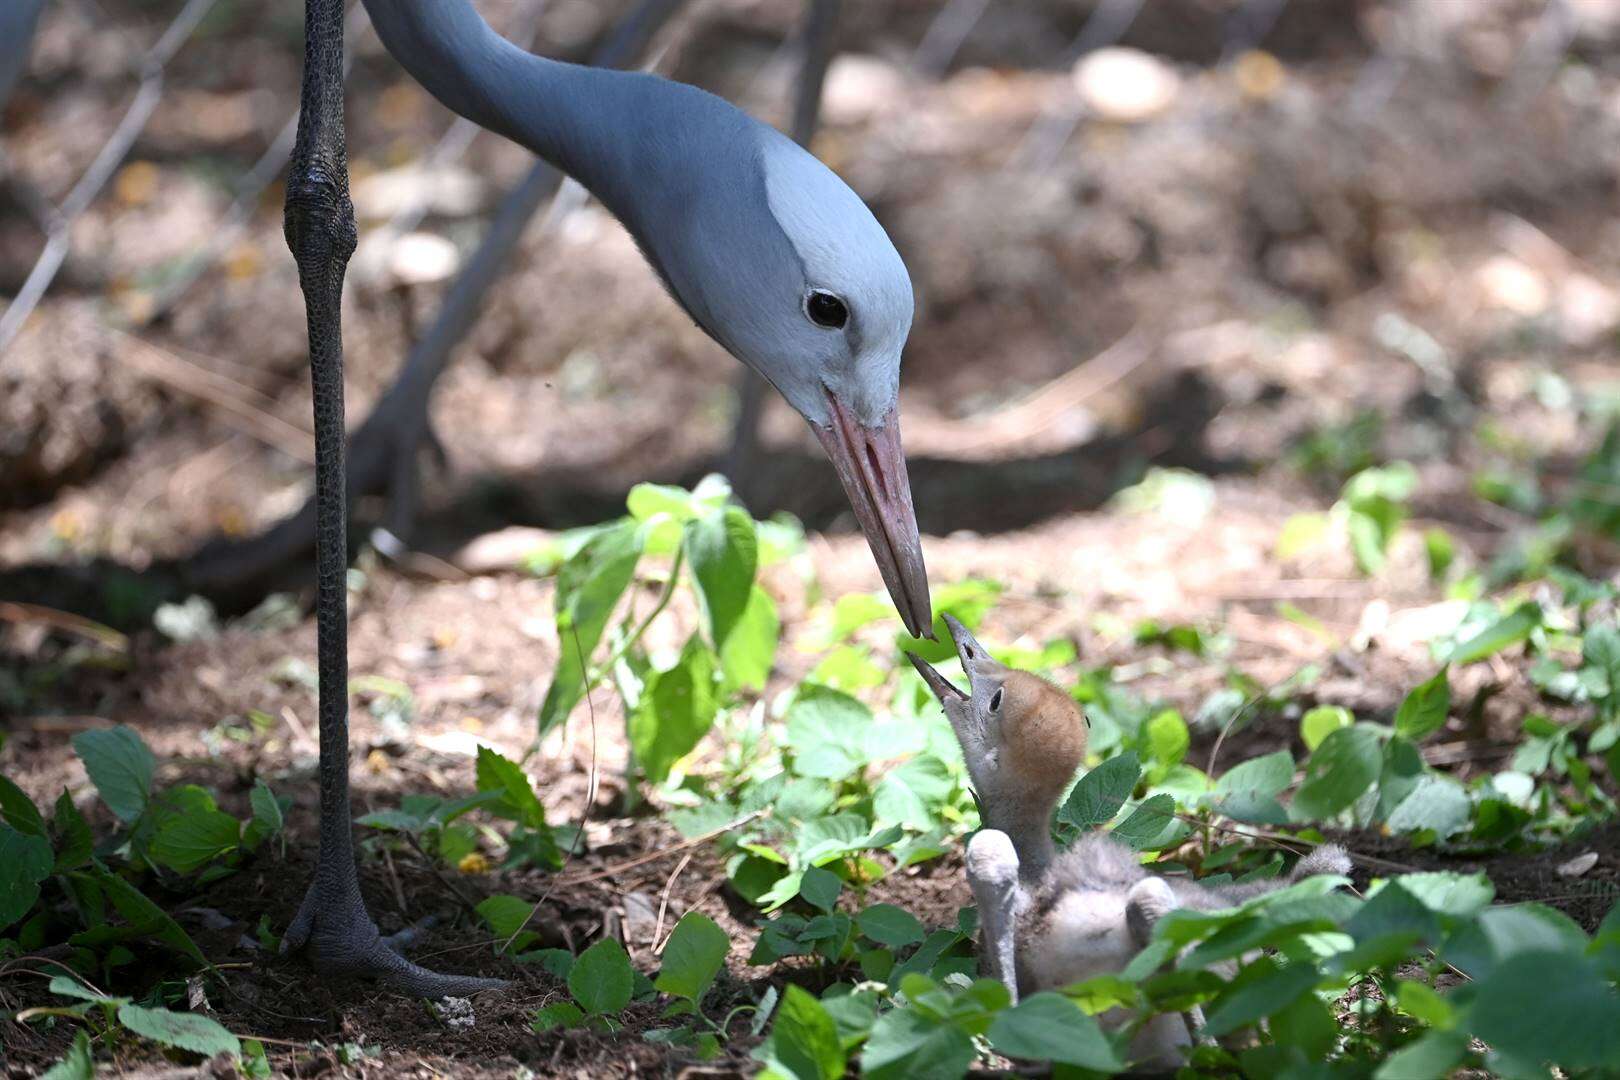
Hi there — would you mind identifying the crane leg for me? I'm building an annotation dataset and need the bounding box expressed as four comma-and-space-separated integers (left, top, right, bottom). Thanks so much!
278, 0, 503, 999
965, 828, 1024, 1003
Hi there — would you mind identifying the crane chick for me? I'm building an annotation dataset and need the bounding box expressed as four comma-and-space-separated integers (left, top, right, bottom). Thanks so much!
910, 615, 1350, 1069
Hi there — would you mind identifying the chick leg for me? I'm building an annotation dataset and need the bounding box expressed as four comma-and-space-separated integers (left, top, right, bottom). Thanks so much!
966, 828, 1024, 1003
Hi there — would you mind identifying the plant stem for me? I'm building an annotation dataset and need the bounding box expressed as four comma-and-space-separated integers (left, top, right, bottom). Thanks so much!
584, 545, 687, 697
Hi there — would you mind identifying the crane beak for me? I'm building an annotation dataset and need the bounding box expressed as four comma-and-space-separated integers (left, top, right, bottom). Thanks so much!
814, 394, 933, 639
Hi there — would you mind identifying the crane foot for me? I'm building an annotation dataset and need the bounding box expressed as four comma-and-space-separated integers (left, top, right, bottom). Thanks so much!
280, 878, 507, 999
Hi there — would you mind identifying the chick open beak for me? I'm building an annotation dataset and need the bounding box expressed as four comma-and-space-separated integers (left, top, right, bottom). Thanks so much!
814, 393, 933, 638
907, 613, 992, 703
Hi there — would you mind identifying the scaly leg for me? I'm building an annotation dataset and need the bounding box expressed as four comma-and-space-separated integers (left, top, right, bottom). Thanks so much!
279, 0, 502, 999
965, 828, 1024, 1003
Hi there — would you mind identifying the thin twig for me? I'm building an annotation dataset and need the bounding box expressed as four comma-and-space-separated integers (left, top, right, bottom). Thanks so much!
0, 0, 220, 352
557, 809, 765, 887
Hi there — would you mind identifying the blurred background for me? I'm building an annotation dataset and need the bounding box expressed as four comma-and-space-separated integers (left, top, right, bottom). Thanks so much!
2, 0, 1618, 671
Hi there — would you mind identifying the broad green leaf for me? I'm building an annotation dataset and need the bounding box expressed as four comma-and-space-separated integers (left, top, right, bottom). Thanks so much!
1058, 752, 1140, 830
1145, 710, 1189, 766
1290, 725, 1381, 821
1211, 750, 1293, 823
1375, 736, 1426, 823
988, 992, 1124, 1070
629, 637, 719, 785
1446, 904, 1587, 980
93, 867, 208, 966
150, 809, 240, 873
1394, 872, 1493, 917
72, 725, 155, 823
40, 1031, 94, 1080
655, 912, 730, 1005
861, 1004, 976, 1080
857, 904, 924, 949
117, 1003, 241, 1058
1112, 794, 1176, 850
798, 866, 842, 914
0, 775, 44, 836
1394, 668, 1451, 741
686, 507, 758, 654
1299, 706, 1352, 752
538, 520, 643, 734
627, 482, 698, 524
531, 1000, 585, 1031
476, 895, 536, 940
49, 975, 128, 1004
1201, 957, 1321, 1038
873, 754, 954, 831
1373, 1030, 1468, 1080
0, 825, 54, 930
1277, 512, 1330, 559
1469, 951, 1620, 1068
1384, 775, 1470, 838
755, 985, 844, 1080
247, 780, 283, 845
569, 937, 634, 1016
721, 585, 779, 692
1447, 602, 1541, 665
53, 791, 92, 871
1393, 979, 1453, 1028
475, 746, 546, 830
785, 686, 874, 781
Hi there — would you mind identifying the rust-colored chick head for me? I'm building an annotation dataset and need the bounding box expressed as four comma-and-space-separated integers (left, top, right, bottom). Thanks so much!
908, 615, 1088, 873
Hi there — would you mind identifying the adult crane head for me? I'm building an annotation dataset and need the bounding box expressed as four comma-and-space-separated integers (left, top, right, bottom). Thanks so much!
360, 0, 934, 637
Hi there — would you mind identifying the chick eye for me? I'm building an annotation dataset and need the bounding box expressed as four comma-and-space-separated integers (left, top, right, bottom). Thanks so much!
989, 688, 1003, 712
806, 290, 849, 329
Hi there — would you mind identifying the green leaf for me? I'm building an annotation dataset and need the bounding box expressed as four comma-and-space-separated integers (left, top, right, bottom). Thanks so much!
93, 866, 208, 967
861, 1004, 976, 1080
654, 912, 730, 1005
475, 746, 546, 830
755, 984, 845, 1080
1446, 904, 1587, 980
1144, 710, 1189, 766
1394, 668, 1451, 741
1211, 750, 1294, 823
0, 775, 45, 836
1201, 957, 1321, 1038
150, 809, 241, 874
72, 725, 155, 823
873, 754, 954, 832
1299, 706, 1352, 752
117, 1003, 241, 1058
987, 992, 1124, 1070
476, 895, 536, 940
1374, 1030, 1468, 1080
53, 791, 92, 871
532, 1000, 585, 1031
1384, 775, 1471, 838
40, 1031, 94, 1080
857, 904, 924, 949
1112, 794, 1176, 850
538, 520, 644, 734
785, 685, 874, 781
1058, 752, 1140, 830
49, 975, 128, 1005
1447, 602, 1541, 665
246, 780, 284, 845
629, 637, 719, 786
1290, 725, 1382, 821
569, 937, 634, 1016
799, 866, 842, 914
721, 585, 779, 692
1469, 951, 1620, 1068
0, 825, 54, 930
686, 507, 758, 654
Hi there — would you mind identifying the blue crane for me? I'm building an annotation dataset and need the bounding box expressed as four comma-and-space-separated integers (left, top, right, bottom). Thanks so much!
279, 0, 934, 995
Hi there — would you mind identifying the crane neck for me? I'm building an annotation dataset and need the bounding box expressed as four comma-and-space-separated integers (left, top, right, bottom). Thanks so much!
359, 0, 639, 214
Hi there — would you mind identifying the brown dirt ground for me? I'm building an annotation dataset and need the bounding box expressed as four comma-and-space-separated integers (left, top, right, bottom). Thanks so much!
6, 0, 1620, 1076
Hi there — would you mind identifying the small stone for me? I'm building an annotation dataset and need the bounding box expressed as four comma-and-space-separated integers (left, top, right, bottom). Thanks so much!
1072, 47, 1180, 123
822, 55, 908, 125
1475, 255, 1550, 316
435, 995, 477, 1029
1557, 851, 1599, 878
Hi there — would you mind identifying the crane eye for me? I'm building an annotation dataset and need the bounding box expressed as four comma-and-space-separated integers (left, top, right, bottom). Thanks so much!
805, 290, 848, 329
989, 688, 1003, 712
